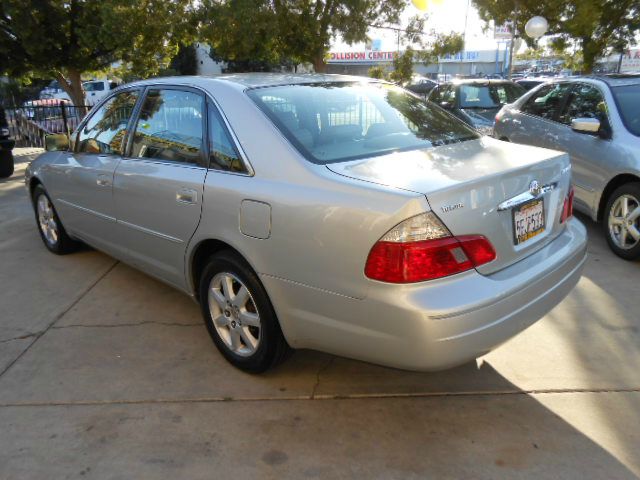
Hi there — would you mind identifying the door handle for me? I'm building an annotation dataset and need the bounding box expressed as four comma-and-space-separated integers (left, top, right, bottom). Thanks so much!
96, 175, 111, 187
176, 188, 198, 204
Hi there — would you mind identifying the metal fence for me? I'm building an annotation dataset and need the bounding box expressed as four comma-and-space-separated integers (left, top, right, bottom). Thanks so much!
3, 101, 91, 148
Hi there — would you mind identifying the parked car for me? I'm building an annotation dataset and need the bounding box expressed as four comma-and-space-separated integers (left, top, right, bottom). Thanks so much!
405, 77, 438, 97
51, 79, 119, 105
39, 80, 65, 100
494, 74, 640, 259
427, 79, 526, 135
0, 105, 15, 178
26, 74, 586, 373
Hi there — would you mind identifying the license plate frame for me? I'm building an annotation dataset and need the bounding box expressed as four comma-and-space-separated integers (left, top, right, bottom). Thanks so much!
512, 198, 545, 245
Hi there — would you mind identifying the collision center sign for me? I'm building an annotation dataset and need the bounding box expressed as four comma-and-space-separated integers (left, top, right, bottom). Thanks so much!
328, 50, 397, 63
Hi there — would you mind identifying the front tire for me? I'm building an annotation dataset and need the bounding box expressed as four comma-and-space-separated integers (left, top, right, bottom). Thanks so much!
32, 185, 80, 254
0, 150, 14, 178
603, 182, 640, 260
199, 251, 290, 373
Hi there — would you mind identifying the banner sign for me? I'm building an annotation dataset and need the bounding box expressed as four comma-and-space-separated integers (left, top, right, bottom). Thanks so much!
328, 50, 397, 63
494, 22, 513, 40
621, 49, 640, 72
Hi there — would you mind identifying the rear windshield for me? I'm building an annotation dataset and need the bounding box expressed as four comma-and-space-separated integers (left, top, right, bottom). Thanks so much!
611, 84, 640, 137
247, 82, 478, 164
459, 83, 525, 109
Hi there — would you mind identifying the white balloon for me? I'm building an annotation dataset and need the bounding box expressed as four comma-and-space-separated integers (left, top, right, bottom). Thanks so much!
525, 16, 548, 39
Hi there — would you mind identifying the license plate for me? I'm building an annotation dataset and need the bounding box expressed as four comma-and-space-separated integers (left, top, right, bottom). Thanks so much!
513, 199, 545, 245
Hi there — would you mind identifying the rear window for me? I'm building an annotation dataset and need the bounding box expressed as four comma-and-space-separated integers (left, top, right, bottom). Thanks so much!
611, 84, 640, 137
459, 83, 525, 109
247, 82, 478, 164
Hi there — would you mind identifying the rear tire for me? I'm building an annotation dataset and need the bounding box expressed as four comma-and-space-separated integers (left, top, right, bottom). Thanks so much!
199, 250, 291, 373
0, 150, 14, 178
32, 185, 80, 254
603, 182, 640, 260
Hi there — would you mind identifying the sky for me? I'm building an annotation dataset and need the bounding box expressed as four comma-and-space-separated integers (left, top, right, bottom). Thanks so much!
332, 0, 509, 53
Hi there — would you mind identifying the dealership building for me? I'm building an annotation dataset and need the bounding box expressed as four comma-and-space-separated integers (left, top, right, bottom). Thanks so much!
326, 48, 509, 78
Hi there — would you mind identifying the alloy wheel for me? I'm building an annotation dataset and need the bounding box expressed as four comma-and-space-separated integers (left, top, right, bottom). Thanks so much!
208, 272, 261, 357
608, 194, 640, 250
37, 194, 59, 246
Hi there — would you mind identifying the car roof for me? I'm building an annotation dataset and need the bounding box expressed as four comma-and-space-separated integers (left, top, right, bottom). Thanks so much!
126, 73, 376, 91
441, 79, 518, 86
579, 73, 640, 87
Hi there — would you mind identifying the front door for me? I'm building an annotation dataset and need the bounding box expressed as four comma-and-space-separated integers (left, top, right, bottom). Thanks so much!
113, 87, 208, 289
506, 82, 573, 149
51, 89, 140, 254
550, 82, 614, 213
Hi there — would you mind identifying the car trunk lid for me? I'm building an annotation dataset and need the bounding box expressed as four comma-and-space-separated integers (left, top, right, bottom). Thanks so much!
326, 137, 571, 274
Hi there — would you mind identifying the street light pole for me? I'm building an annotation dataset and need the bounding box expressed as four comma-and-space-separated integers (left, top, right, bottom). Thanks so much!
508, 2, 519, 80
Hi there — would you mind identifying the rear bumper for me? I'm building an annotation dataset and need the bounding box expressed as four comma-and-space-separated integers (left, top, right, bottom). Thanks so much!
262, 218, 587, 371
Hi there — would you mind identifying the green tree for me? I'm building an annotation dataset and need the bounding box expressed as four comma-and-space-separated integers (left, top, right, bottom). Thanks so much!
368, 65, 386, 79
199, 0, 408, 72
389, 47, 415, 84
0, 0, 196, 107
472, 0, 640, 73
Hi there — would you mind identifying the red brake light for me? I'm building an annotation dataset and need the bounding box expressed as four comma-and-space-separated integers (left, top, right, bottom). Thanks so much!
365, 235, 496, 283
560, 187, 574, 223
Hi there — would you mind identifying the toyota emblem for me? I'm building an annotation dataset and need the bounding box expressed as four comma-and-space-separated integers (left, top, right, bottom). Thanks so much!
529, 180, 541, 196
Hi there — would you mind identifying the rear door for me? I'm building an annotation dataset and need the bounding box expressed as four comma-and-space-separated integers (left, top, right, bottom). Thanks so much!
113, 87, 208, 289
50, 89, 140, 255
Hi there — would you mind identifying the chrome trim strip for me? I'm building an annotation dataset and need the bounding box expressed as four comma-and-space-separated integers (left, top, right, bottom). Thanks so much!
117, 219, 184, 244
57, 199, 115, 222
497, 182, 557, 211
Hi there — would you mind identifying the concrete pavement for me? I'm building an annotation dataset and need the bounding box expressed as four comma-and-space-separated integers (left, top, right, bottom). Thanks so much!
1, 149, 639, 479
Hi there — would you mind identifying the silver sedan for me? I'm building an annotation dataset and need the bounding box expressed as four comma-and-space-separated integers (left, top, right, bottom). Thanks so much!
494, 74, 640, 260
26, 74, 587, 372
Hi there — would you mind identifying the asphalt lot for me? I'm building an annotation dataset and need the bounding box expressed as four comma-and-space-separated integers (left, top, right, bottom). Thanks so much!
1, 148, 640, 479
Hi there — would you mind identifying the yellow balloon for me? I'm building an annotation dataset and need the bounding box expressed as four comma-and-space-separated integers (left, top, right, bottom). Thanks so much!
411, 0, 444, 11
412, 0, 428, 11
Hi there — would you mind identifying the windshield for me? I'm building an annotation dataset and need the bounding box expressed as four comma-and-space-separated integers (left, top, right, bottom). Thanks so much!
459, 83, 525, 109
247, 82, 478, 164
612, 84, 640, 137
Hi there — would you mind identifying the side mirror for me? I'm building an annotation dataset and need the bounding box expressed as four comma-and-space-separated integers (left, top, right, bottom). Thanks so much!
440, 101, 453, 109
571, 118, 600, 134
45, 133, 69, 152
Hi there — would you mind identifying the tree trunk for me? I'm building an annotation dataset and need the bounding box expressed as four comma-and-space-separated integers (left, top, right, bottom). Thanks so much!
55, 69, 88, 117
313, 53, 327, 73
581, 37, 597, 74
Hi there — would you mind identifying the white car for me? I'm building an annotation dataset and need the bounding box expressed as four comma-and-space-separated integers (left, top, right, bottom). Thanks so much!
50, 79, 119, 105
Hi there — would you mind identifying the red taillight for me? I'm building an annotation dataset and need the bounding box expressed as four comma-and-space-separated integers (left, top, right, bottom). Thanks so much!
560, 187, 574, 223
365, 235, 496, 283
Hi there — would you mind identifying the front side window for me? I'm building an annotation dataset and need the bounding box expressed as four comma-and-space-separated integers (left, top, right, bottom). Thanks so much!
459, 83, 524, 109
76, 90, 139, 154
208, 102, 246, 173
248, 82, 478, 164
611, 83, 640, 137
130, 89, 204, 164
521, 83, 572, 120
558, 84, 608, 126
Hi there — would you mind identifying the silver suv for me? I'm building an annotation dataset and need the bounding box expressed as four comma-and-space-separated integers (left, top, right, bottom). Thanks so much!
494, 74, 640, 260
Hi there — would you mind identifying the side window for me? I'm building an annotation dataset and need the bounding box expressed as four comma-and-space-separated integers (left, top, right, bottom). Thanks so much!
429, 86, 442, 104
76, 90, 139, 155
130, 89, 204, 164
208, 102, 246, 173
558, 84, 608, 126
521, 83, 572, 121
441, 86, 457, 104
